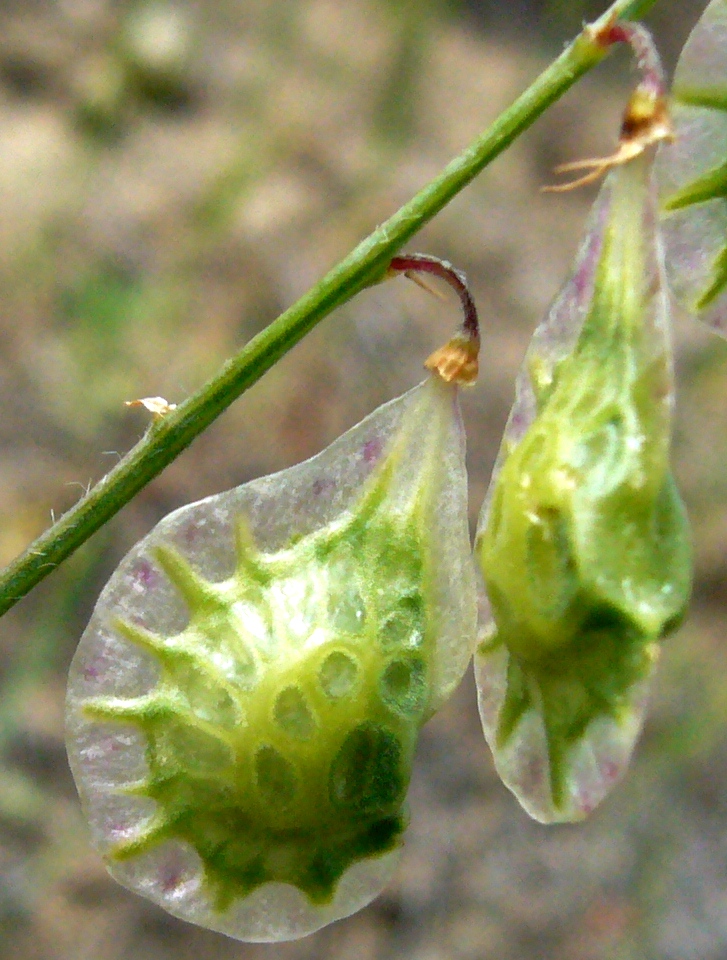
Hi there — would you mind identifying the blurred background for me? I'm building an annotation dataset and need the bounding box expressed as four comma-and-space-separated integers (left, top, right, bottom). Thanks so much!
1, 0, 725, 958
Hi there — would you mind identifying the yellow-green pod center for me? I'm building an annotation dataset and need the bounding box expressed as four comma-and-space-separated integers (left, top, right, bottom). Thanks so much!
476, 156, 692, 821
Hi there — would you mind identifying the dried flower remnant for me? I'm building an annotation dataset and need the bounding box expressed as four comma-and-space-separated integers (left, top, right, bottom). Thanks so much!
66, 257, 478, 942
475, 149, 692, 823
656, 0, 727, 335
545, 21, 672, 193
388, 254, 480, 386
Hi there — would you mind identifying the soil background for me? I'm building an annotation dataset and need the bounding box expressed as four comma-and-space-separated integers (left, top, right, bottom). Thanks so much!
1, 2, 726, 959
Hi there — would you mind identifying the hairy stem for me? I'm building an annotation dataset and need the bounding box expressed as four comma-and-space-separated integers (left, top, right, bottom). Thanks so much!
0, 0, 661, 618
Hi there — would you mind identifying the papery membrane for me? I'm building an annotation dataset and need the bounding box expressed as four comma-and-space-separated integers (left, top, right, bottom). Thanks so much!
66, 374, 476, 941
657, 0, 727, 335
475, 156, 692, 823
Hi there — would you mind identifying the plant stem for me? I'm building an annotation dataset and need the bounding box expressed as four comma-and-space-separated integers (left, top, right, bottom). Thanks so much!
0, 0, 661, 618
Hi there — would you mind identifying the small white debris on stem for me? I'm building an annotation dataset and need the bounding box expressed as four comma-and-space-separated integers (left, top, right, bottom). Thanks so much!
125, 397, 178, 418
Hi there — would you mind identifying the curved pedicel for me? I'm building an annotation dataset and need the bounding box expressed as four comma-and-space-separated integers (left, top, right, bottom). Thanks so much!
475, 155, 692, 824
66, 259, 478, 942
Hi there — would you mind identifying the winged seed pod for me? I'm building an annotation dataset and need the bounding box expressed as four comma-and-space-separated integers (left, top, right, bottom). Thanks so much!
656, 0, 727, 335
475, 151, 692, 824
65, 260, 478, 942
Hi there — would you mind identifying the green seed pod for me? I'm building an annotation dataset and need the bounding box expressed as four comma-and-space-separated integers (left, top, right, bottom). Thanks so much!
66, 372, 476, 940
475, 154, 692, 823
657, 0, 727, 334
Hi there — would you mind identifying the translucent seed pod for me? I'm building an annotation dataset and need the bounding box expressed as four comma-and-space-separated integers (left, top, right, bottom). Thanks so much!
66, 260, 478, 942
475, 152, 692, 824
657, 0, 727, 335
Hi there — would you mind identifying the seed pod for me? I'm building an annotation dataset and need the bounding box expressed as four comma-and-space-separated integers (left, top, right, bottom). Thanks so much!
66, 344, 476, 940
475, 154, 692, 823
657, 0, 727, 334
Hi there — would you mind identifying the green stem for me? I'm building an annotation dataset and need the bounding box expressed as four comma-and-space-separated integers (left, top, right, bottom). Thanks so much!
0, 0, 661, 619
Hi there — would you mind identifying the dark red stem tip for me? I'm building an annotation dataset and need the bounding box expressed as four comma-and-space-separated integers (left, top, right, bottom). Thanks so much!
388, 254, 479, 341
595, 19, 666, 96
